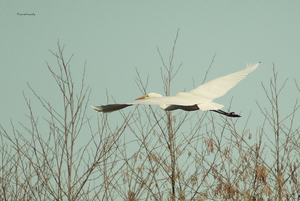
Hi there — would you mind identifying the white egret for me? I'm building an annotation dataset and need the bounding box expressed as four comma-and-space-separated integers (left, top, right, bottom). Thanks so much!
92, 62, 260, 117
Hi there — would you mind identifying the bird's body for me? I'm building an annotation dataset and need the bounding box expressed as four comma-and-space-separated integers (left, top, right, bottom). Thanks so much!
92, 62, 260, 117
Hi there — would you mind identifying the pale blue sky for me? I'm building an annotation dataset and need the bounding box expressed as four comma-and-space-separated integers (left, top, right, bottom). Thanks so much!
1, 1, 300, 132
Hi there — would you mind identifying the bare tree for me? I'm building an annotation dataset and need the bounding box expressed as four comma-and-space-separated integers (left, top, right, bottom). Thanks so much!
0, 42, 130, 200
1, 36, 300, 201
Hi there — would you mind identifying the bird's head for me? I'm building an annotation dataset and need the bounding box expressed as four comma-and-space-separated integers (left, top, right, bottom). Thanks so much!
135, 92, 163, 100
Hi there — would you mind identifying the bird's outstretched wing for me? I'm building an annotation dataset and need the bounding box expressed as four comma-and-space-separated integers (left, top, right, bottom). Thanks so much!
189, 62, 260, 100
91, 104, 132, 113
131, 63, 260, 106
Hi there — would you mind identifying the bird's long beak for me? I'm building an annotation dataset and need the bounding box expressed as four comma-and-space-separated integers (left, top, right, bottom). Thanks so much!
135, 95, 146, 100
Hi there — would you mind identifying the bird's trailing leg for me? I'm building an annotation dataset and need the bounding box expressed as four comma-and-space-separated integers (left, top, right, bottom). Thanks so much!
211, 110, 241, 117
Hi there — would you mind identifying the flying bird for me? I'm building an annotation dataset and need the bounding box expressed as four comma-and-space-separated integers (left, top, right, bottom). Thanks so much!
92, 62, 260, 117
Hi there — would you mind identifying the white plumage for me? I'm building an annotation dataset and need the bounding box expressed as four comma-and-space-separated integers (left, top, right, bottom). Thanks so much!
92, 62, 260, 117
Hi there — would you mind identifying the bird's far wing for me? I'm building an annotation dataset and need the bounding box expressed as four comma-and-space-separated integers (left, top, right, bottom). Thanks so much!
91, 104, 132, 113
189, 62, 260, 100
129, 96, 195, 106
